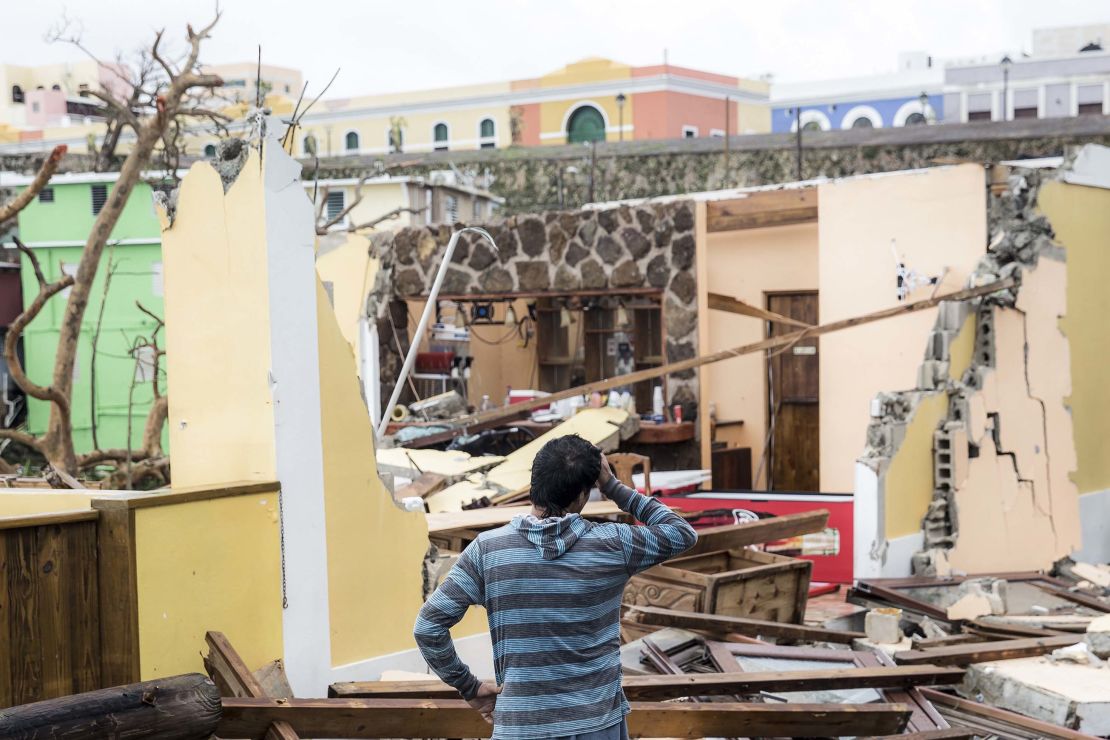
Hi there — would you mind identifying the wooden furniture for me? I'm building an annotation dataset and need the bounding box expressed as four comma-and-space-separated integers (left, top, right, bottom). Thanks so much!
711, 446, 752, 490
624, 548, 812, 624
607, 452, 651, 493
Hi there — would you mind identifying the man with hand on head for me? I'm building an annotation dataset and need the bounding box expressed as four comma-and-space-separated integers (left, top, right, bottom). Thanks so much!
414, 434, 697, 739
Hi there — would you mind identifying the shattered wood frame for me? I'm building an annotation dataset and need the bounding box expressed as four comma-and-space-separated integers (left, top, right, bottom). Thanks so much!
719, 642, 951, 734
849, 573, 1110, 623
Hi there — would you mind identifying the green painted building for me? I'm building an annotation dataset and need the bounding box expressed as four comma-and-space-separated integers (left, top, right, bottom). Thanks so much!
2, 171, 173, 455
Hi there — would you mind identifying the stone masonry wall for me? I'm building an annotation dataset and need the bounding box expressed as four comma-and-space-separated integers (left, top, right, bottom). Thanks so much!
369, 200, 701, 458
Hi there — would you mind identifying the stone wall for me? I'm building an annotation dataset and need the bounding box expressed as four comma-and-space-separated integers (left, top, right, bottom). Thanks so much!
311, 117, 1110, 214
370, 200, 702, 464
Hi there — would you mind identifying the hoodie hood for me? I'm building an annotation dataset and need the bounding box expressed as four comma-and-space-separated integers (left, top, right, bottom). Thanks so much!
510, 513, 590, 560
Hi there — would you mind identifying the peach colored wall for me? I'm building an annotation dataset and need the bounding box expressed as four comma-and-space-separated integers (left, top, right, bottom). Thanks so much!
406, 299, 537, 408
516, 103, 541, 147
633, 91, 737, 140
697, 220, 819, 483
817, 165, 987, 493
632, 64, 740, 86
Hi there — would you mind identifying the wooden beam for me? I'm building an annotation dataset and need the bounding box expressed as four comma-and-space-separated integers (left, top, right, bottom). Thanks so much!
219, 698, 912, 738
0, 673, 220, 740
682, 509, 829, 556
893, 635, 1078, 667
448, 278, 1018, 430
0, 509, 99, 530
91, 480, 281, 510
860, 730, 976, 740
205, 631, 300, 740
708, 293, 814, 328
626, 603, 862, 643
706, 188, 819, 233
330, 666, 963, 701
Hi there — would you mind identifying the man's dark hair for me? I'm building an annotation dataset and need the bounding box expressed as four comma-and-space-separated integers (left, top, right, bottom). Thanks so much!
529, 435, 602, 517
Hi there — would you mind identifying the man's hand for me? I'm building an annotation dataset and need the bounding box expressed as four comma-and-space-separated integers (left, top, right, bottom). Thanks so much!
597, 452, 614, 488
467, 682, 500, 725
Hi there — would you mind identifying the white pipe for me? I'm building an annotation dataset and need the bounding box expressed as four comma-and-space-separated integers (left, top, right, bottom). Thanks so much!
375, 226, 497, 440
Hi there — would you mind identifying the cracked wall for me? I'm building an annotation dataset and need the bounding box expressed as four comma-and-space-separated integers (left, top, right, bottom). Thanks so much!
861, 164, 1086, 574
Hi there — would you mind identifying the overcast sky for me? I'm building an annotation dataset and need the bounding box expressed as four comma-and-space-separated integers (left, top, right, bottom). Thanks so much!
5, 0, 1108, 98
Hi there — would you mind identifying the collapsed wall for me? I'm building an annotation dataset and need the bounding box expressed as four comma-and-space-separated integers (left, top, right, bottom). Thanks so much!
860, 165, 1082, 574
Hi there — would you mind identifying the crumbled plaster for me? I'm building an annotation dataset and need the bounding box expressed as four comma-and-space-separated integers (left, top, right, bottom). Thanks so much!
860, 165, 1083, 575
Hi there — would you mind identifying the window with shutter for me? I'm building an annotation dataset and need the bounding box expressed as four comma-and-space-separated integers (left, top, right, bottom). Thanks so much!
326, 190, 345, 221
91, 184, 108, 215
38, 188, 55, 203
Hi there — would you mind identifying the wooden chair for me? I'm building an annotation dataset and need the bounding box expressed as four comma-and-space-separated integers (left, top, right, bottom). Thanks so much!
608, 452, 652, 495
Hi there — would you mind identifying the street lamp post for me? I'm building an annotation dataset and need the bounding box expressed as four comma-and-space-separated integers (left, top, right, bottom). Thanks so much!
1000, 55, 1013, 121
919, 91, 929, 123
792, 107, 803, 180
616, 92, 626, 142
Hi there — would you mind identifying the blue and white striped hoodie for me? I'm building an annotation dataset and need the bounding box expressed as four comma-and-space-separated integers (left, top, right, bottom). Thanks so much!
414, 477, 697, 739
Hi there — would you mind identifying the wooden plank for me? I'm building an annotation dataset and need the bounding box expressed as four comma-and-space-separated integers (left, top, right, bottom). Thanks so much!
893, 635, 1078, 667
35, 521, 69, 700
8, 525, 42, 705
0, 672, 221, 739
450, 278, 1018, 430
204, 631, 300, 740
860, 730, 976, 740
919, 688, 1101, 740
0, 510, 98, 531
393, 473, 447, 500
91, 480, 280, 510
680, 509, 829, 557
66, 520, 101, 696
426, 500, 623, 533
0, 530, 11, 707
626, 603, 863, 643
95, 507, 140, 687
219, 698, 912, 738
708, 293, 813, 328
330, 666, 963, 701
706, 188, 819, 233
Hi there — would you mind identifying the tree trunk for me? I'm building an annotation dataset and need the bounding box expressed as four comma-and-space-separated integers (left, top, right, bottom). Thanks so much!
0, 673, 221, 740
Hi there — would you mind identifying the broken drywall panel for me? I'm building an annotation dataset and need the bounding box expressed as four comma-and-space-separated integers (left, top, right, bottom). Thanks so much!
485, 407, 638, 491
424, 477, 499, 514
963, 657, 1110, 736
375, 448, 504, 483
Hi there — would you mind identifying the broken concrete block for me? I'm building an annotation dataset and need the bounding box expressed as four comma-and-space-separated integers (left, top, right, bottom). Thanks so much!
1086, 614, 1110, 660
937, 300, 970, 332
946, 592, 993, 620
964, 658, 1110, 736
865, 607, 903, 644
1049, 641, 1102, 666
1073, 562, 1110, 589
934, 423, 969, 491
917, 360, 942, 390
928, 330, 958, 362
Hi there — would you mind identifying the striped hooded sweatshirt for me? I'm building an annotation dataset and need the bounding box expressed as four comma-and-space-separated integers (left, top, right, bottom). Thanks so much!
414, 477, 697, 739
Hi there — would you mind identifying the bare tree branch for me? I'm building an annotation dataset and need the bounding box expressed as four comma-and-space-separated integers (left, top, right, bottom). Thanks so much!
0, 145, 67, 227
349, 206, 427, 233
0, 428, 44, 453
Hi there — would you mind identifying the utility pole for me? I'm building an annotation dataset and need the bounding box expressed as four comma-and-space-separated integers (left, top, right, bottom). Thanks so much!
724, 96, 730, 187
793, 107, 803, 181
1000, 55, 1013, 122
588, 140, 597, 204
616, 92, 626, 143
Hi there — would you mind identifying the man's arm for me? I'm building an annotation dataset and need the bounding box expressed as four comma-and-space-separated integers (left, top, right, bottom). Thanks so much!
598, 456, 698, 574
413, 540, 484, 700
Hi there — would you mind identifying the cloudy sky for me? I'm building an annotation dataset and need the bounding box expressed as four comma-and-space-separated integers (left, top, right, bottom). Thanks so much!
5, 0, 1108, 98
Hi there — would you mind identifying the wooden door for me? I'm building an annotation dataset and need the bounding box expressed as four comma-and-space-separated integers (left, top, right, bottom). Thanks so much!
767, 293, 818, 491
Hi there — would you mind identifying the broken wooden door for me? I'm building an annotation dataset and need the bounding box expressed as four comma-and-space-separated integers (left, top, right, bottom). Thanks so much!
767, 292, 819, 491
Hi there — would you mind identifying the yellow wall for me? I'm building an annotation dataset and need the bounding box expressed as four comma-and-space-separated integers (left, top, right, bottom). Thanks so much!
134, 493, 283, 678
1037, 180, 1110, 495
300, 107, 512, 156
539, 59, 632, 144
0, 491, 93, 515
313, 282, 440, 666
948, 312, 977, 382
736, 101, 771, 134
883, 392, 950, 539
317, 232, 379, 353
162, 158, 278, 487
818, 165, 986, 493
697, 220, 819, 482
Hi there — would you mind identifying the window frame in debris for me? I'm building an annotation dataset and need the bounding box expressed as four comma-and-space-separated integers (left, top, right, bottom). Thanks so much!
90, 183, 108, 215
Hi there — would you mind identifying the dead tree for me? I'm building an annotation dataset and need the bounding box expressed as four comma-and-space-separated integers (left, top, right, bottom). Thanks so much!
0, 12, 225, 481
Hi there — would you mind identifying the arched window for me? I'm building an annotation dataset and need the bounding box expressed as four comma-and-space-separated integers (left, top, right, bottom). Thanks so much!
433, 123, 449, 151
11, 85, 23, 103
801, 120, 823, 132
204, 143, 217, 157
851, 117, 874, 128
566, 105, 606, 143
345, 130, 360, 152
479, 117, 496, 149
904, 112, 927, 125
303, 134, 317, 156
51, 84, 61, 91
